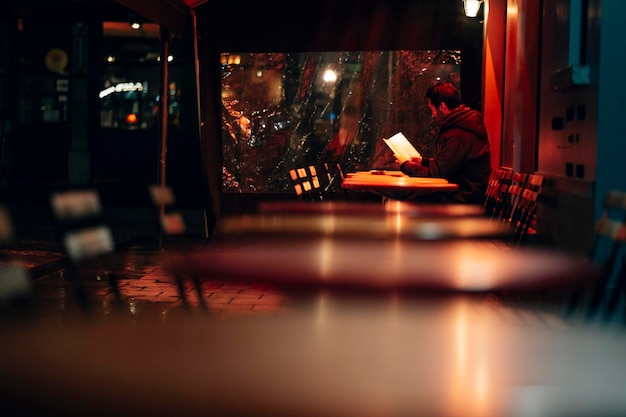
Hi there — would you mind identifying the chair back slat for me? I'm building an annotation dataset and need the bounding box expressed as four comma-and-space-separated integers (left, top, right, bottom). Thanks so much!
483, 167, 514, 218
499, 172, 528, 223
288, 162, 346, 201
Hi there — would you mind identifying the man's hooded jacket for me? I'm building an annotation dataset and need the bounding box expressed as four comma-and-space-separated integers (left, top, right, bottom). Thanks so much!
400, 105, 491, 204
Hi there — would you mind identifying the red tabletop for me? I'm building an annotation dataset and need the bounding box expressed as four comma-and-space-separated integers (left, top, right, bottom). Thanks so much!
216, 213, 512, 240
257, 200, 485, 217
342, 170, 458, 199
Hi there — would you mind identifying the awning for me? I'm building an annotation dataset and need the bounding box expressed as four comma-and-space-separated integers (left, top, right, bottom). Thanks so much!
115, 0, 208, 35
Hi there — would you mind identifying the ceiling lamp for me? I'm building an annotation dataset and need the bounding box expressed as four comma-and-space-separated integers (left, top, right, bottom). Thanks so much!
463, 0, 483, 18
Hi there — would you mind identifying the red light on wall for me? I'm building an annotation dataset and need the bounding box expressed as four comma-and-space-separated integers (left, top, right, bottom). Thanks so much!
126, 113, 138, 124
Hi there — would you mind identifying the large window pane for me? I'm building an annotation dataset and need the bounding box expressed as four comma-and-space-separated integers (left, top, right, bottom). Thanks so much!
221, 50, 461, 193
99, 22, 181, 130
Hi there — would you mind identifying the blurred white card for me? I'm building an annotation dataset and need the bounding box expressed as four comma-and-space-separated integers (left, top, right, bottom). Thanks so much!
51, 190, 102, 220
149, 185, 176, 206
160, 212, 186, 235
63, 225, 114, 262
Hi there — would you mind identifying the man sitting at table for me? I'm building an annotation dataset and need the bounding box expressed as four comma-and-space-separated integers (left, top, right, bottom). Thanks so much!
395, 81, 491, 204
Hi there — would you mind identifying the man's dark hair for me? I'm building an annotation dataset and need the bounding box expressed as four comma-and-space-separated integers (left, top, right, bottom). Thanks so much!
425, 81, 461, 110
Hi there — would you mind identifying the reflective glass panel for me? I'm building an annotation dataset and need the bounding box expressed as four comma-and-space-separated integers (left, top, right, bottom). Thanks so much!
221, 50, 461, 193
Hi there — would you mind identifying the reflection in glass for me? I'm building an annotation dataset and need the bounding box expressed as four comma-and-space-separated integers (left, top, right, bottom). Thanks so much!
99, 22, 182, 130
221, 50, 461, 193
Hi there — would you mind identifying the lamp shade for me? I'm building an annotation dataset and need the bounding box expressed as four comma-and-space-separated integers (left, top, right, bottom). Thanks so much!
463, 0, 483, 17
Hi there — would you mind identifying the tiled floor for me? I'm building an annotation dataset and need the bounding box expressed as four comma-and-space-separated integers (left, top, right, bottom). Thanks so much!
0, 197, 294, 320
2, 233, 294, 321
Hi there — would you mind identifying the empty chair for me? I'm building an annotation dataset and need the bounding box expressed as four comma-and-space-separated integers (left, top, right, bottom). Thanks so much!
288, 165, 325, 201
565, 190, 626, 322
288, 162, 346, 201
483, 167, 514, 219
321, 161, 346, 197
481, 171, 544, 251
50, 189, 118, 312
481, 168, 501, 215
149, 184, 192, 238
498, 172, 528, 224
509, 173, 544, 245
0, 204, 32, 314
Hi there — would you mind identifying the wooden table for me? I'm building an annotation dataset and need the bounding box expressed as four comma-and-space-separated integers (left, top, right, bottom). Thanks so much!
216, 212, 512, 241
168, 238, 599, 293
342, 170, 459, 200
1, 296, 625, 417
257, 200, 486, 218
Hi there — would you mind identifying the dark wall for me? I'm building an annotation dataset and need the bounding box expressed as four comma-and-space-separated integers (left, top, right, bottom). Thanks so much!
0, 0, 203, 201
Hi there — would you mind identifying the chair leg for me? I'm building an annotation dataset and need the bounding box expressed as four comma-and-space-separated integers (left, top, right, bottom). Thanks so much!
64, 261, 92, 315
603, 257, 626, 323
192, 277, 207, 311
175, 273, 190, 309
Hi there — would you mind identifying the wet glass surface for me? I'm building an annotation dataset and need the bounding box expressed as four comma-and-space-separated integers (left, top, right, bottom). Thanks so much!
221, 50, 461, 193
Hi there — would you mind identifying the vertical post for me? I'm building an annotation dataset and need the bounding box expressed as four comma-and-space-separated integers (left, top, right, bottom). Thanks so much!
191, 9, 210, 240
568, 0, 583, 65
159, 27, 170, 250
69, 22, 90, 185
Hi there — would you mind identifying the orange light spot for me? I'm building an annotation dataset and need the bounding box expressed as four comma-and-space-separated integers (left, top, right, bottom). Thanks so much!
126, 113, 138, 124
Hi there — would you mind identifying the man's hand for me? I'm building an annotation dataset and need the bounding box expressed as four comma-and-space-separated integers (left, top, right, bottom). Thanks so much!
394, 154, 422, 165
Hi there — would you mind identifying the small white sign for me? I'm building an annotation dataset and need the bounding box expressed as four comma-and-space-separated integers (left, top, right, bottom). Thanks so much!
56, 79, 69, 92
160, 212, 186, 235
51, 190, 102, 220
149, 185, 176, 206
64, 225, 114, 262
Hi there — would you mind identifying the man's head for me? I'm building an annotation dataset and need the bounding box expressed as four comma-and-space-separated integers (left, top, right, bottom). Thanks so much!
425, 81, 461, 122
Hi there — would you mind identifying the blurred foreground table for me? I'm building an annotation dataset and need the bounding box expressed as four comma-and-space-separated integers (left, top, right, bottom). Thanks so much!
216, 212, 511, 241
257, 200, 485, 217
1, 295, 625, 417
169, 238, 598, 293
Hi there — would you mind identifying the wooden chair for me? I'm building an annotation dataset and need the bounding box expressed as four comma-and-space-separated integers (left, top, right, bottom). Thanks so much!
483, 168, 505, 216
482, 172, 544, 251
50, 189, 119, 312
288, 165, 325, 201
483, 167, 514, 219
498, 172, 528, 224
288, 162, 346, 201
322, 161, 346, 194
509, 173, 544, 245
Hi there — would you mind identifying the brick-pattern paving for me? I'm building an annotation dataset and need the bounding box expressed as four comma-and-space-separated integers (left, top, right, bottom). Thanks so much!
13, 245, 293, 321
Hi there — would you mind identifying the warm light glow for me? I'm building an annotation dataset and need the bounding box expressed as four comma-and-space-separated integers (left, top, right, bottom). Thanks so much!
130, 22, 141, 30
319, 237, 333, 280
463, 0, 483, 17
125, 113, 138, 124
239, 115, 250, 135
323, 68, 338, 83
98, 81, 144, 99
221, 53, 241, 65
